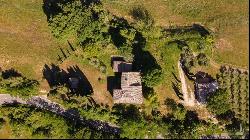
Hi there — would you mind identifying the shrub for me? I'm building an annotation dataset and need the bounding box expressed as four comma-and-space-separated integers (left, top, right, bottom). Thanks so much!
197, 53, 209, 66
129, 5, 154, 28
99, 65, 107, 74
207, 89, 231, 115
180, 46, 197, 71
0, 70, 38, 98
142, 68, 163, 88
119, 44, 134, 62
48, 0, 110, 45
120, 28, 136, 43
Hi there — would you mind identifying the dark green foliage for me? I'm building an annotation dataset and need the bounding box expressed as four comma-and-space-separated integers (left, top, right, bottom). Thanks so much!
120, 28, 137, 43
130, 5, 163, 40
48, 85, 91, 109
167, 30, 202, 41
0, 105, 70, 138
163, 99, 222, 139
207, 89, 231, 115
133, 43, 163, 88
0, 104, 117, 139
118, 44, 134, 62
112, 104, 165, 139
48, 85, 117, 124
78, 106, 118, 124
165, 98, 187, 121
180, 46, 197, 71
160, 25, 214, 79
120, 118, 163, 139
129, 5, 154, 28
0, 69, 38, 98
47, 0, 110, 44
142, 68, 163, 88
216, 66, 249, 125
197, 53, 209, 66
130, 6, 154, 35
143, 91, 160, 117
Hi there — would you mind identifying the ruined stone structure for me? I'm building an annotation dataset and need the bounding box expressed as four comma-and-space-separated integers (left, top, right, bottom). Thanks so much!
112, 61, 132, 72
111, 57, 143, 104
113, 72, 143, 104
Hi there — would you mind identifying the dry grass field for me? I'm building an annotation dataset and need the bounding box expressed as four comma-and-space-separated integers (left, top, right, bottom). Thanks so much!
0, 0, 248, 117
0, 0, 67, 79
103, 0, 249, 68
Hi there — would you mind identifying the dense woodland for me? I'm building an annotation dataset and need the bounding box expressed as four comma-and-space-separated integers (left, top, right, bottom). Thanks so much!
0, 0, 248, 139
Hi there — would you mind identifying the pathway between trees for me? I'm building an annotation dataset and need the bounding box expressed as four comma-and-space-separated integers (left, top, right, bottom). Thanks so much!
177, 61, 195, 106
0, 94, 120, 135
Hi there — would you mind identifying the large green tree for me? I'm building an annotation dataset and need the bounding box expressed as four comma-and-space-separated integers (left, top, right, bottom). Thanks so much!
207, 89, 231, 115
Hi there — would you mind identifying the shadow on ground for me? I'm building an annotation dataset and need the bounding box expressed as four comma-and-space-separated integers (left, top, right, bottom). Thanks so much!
42, 64, 93, 96
164, 23, 210, 37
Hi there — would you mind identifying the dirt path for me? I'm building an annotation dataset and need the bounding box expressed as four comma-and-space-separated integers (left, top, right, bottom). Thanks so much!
177, 61, 195, 106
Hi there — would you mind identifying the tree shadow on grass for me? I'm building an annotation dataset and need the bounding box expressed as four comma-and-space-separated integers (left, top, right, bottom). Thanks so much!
184, 110, 200, 125
172, 72, 181, 83
171, 82, 183, 100
67, 65, 93, 95
164, 98, 178, 110
42, 64, 93, 96
42, 64, 67, 88
112, 104, 141, 120
1, 68, 22, 79
108, 16, 131, 48
42, 0, 101, 21
132, 32, 161, 74
42, 0, 73, 21
164, 23, 210, 37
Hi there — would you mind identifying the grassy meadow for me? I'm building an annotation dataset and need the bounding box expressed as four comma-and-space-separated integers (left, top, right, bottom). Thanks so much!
0, 0, 248, 138
0, 0, 67, 80
0, 0, 248, 111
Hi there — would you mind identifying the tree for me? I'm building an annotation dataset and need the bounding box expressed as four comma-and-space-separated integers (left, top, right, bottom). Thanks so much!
165, 98, 187, 121
143, 93, 160, 117
142, 68, 163, 87
180, 46, 196, 72
120, 118, 163, 139
207, 89, 231, 115
129, 5, 154, 28
119, 44, 134, 62
0, 69, 38, 98
48, 0, 110, 45
197, 53, 209, 66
